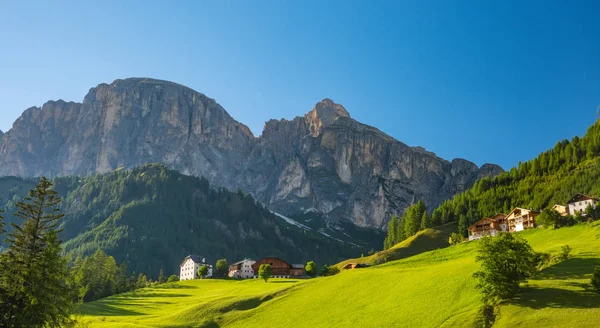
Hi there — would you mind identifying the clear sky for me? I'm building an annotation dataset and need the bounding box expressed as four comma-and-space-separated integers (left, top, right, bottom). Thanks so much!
1, 1, 599, 169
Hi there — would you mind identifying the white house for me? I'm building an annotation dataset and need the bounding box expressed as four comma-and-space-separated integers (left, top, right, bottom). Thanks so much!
567, 194, 598, 216
179, 255, 213, 280
228, 259, 256, 279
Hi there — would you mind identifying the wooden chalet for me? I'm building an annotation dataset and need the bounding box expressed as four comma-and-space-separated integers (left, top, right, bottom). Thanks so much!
251, 257, 305, 278
467, 214, 507, 241
505, 207, 540, 232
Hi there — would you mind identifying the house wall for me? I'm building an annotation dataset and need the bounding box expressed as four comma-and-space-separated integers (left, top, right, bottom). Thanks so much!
568, 199, 596, 215
180, 258, 198, 281
229, 260, 256, 279
180, 258, 213, 280
252, 257, 293, 278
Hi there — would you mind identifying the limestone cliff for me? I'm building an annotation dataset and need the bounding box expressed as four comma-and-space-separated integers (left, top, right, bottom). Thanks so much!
0, 78, 503, 229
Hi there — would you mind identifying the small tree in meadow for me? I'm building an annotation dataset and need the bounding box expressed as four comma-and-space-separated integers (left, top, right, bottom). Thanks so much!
216, 259, 229, 277
167, 275, 179, 283
197, 265, 209, 279
558, 245, 571, 261
258, 264, 272, 282
473, 233, 537, 304
305, 261, 318, 278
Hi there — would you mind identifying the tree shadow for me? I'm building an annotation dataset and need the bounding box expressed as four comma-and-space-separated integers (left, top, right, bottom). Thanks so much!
511, 257, 600, 309
532, 258, 600, 280
78, 302, 144, 317
512, 286, 600, 309
269, 281, 297, 284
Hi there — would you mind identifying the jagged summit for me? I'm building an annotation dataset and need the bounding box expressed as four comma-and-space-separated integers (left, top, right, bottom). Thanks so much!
0, 78, 503, 229
305, 99, 351, 136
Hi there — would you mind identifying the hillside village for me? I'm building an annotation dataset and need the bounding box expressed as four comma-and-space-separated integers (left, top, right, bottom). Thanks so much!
180, 255, 307, 280
467, 193, 598, 241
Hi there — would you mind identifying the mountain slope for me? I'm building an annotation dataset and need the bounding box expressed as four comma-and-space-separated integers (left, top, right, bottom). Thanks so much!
430, 119, 600, 234
0, 164, 366, 276
76, 222, 600, 328
0, 78, 502, 229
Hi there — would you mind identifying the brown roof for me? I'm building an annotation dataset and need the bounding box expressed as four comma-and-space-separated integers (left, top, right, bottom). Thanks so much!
467, 217, 495, 231
567, 193, 599, 204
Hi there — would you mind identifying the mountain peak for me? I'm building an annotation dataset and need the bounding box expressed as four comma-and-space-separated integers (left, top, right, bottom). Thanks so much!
311, 98, 350, 120
305, 99, 350, 136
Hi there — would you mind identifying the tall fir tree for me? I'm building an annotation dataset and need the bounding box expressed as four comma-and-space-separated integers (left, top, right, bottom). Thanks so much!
0, 177, 75, 328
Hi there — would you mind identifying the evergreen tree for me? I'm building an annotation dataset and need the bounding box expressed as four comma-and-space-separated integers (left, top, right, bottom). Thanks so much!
0, 177, 75, 328
158, 268, 166, 284
136, 273, 148, 288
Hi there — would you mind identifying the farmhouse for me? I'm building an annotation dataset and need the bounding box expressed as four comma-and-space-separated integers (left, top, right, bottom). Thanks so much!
228, 259, 256, 279
551, 204, 569, 216
180, 255, 213, 280
251, 257, 305, 278
567, 194, 599, 216
467, 214, 507, 241
342, 263, 369, 270
505, 207, 539, 232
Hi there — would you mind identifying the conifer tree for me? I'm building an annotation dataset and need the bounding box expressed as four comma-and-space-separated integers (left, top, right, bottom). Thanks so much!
0, 177, 75, 328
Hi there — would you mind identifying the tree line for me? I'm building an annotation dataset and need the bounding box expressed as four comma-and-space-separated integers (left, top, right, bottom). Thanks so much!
383, 119, 600, 250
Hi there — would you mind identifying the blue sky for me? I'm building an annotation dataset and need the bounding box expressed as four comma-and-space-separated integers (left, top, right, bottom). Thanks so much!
1, 0, 599, 169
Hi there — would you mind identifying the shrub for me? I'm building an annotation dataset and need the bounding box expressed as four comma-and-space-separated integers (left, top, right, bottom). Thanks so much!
591, 266, 600, 293
558, 245, 572, 261
167, 275, 179, 283
320, 265, 340, 277
449, 232, 465, 245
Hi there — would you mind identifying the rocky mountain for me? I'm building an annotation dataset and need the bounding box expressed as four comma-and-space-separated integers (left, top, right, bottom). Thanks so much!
0, 78, 503, 229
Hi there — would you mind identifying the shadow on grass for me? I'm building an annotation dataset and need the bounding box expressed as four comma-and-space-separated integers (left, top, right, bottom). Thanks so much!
269, 281, 297, 284
512, 257, 600, 309
532, 258, 600, 280
512, 286, 600, 309
78, 302, 144, 317
154, 283, 199, 290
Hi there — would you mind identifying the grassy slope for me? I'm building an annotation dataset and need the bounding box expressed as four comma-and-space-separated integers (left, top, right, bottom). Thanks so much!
335, 223, 455, 268
77, 223, 600, 328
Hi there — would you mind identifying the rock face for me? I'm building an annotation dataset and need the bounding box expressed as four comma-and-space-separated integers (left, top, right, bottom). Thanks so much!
0, 78, 503, 229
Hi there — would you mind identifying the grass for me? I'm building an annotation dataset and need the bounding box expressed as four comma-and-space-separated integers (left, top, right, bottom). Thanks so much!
77, 222, 600, 327
335, 223, 456, 268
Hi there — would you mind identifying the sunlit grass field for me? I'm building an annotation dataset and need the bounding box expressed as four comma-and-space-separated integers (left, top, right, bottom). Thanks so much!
76, 222, 600, 327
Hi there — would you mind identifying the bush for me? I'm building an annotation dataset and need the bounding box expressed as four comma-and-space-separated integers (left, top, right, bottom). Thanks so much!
320, 265, 340, 277
591, 266, 600, 293
558, 245, 572, 261
473, 233, 537, 304
167, 275, 179, 283
305, 261, 318, 278
449, 232, 465, 245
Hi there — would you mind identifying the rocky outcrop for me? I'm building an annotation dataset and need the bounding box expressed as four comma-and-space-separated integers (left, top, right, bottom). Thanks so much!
0, 78, 503, 229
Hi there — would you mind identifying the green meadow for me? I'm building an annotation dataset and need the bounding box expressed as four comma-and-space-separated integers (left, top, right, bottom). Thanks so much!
76, 222, 600, 328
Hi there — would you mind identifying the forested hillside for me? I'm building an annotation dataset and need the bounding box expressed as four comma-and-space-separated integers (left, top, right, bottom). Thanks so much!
429, 119, 600, 235
0, 165, 364, 277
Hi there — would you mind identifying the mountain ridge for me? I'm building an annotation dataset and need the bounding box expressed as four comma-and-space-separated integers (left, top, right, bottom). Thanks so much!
0, 77, 503, 229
